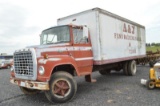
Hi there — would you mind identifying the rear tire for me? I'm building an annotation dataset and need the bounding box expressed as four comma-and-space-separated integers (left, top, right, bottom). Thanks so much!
20, 87, 40, 95
128, 60, 137, 76
45, 71, 77, 103
123, 62, 128, 75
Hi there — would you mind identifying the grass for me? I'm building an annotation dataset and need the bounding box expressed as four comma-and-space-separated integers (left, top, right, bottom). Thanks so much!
146, 46, 160, 52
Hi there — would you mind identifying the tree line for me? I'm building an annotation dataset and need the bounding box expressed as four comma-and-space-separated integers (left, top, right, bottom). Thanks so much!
146, 43, 160, 46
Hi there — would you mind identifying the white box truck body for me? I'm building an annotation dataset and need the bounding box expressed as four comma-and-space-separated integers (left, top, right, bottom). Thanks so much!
58, 8, 146, 65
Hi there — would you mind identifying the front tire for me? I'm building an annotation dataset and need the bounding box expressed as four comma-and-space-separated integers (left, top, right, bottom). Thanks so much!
146, 80, 155, 90
20, 87, 40, 95
45, 71, 77, 103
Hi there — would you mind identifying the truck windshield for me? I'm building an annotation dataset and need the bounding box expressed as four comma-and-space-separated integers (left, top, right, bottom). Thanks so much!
40, 26, 70, 45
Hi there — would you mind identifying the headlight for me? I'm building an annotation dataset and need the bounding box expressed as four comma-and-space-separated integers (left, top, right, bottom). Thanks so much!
38, 66, 45, 75
10, 65, 14, 72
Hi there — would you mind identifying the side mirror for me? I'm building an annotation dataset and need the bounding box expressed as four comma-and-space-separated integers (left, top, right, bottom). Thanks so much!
83, 26, 89, 38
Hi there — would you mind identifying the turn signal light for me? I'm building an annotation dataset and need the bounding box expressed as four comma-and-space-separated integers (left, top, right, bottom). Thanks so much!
44, 54, 48, 59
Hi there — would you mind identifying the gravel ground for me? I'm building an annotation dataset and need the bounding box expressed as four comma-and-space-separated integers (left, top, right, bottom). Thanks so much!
0, 65, 160, 106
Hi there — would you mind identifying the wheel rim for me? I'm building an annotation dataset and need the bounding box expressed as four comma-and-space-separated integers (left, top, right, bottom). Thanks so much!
52, 79, 71, 98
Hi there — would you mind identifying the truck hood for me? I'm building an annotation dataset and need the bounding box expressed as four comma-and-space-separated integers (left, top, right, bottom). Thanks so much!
26, 43, 70, 58
27, 43, 70, 49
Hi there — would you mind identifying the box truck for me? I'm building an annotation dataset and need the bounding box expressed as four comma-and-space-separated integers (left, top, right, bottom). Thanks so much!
10, 8, 145, 103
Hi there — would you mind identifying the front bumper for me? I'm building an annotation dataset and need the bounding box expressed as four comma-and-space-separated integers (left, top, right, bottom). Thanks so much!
10, 78, 49, 90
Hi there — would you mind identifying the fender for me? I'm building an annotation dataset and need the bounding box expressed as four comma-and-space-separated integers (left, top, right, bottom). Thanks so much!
37, 55, 79, 81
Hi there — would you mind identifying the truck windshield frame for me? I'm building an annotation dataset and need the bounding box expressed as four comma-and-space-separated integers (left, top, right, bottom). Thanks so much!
40, 26, 70, 45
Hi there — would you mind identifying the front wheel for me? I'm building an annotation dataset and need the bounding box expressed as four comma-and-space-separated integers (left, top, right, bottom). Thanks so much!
45, 71, 77, 103
146, 80, 155, 90
20, 87, 40, 95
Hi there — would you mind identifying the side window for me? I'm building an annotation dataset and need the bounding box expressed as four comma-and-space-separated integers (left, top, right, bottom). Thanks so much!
73, 28, 88, 44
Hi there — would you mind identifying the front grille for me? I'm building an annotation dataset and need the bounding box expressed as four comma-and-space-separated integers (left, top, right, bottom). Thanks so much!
14, 51, 33, 77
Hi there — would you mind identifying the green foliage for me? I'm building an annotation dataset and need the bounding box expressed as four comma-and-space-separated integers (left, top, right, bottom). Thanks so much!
146, 46, 160, 52
146, 43, 160, 47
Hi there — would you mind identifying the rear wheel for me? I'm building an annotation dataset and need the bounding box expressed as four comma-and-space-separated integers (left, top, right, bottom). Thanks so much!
128, 60, 136, 76
123, 62, 128, 75
20, 87, 40, 95
146, 80, 155, 90
45, 71, 77, 103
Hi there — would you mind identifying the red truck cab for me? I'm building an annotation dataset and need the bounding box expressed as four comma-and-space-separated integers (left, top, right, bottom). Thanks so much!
10, 25, 93, 103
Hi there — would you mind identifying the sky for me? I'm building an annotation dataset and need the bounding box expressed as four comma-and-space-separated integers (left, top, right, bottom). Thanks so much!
0, 0, 160, 55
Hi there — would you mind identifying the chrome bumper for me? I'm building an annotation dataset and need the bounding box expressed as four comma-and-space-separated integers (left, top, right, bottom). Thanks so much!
10, 78, 49, 90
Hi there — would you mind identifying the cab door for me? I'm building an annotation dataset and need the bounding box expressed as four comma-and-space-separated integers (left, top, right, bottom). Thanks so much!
72, 26, 93, 76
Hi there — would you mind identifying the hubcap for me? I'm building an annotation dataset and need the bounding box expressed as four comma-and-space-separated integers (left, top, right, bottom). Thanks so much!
52, 80, 70, 97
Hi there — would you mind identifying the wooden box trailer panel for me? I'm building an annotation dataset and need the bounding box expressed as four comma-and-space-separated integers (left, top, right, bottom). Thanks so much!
58, 8, 146, 65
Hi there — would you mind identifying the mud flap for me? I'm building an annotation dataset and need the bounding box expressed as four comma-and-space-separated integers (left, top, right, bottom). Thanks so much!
85, 74, 96, 83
